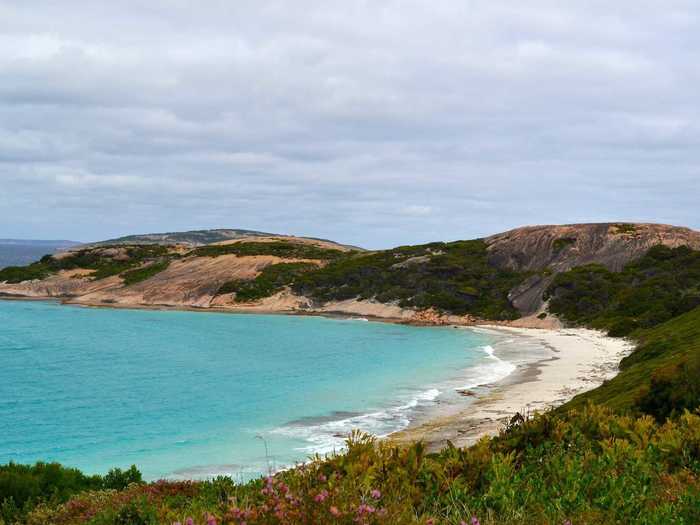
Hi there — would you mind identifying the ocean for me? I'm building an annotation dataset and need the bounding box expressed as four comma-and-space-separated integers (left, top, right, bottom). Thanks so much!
0, 299, 523, 481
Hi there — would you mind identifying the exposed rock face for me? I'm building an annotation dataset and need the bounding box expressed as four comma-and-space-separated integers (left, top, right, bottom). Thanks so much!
69, 255, 316, 309
485, 223, 700, 315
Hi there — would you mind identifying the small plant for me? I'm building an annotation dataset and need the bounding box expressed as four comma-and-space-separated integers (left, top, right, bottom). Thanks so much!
121, 261, 170, 286
552, 237, 576, 253
611, 223, 638, 235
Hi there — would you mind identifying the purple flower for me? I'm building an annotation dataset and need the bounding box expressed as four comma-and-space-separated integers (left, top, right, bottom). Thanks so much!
314, 489, 329, 503
471, 517, 481, 525
370, 489, 381, 499
185, 519, 194, 525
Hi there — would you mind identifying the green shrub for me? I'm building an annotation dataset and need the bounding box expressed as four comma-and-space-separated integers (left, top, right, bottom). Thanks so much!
293, 240, 528, 319
0, 462, 142, 523
0, 246, 172, 284
218, 262, 318, 302
545, 245, 700, 333
19, 406, 700, 525
562, 306, 700, 418
121, 261, 170, 286
191, 242, 346, 260
552, 237, 576, 253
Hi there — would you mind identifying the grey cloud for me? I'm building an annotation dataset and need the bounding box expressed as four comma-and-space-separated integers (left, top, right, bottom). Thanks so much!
1, 1, 699, 247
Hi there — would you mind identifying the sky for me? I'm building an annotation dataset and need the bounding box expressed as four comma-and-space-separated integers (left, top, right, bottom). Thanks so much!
1, 1, 699, 249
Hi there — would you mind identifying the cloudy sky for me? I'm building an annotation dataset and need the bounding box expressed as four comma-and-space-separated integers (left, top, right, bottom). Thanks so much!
2, 1, 699, 248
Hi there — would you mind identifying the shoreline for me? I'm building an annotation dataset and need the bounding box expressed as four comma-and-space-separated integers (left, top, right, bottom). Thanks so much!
389, 326, 634, 451
0, 292, 557, 329
1, 295, 634, 458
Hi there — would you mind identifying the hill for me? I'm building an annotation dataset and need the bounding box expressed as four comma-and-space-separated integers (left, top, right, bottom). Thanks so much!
1, 223, 699, 324
90, 228, 278, 246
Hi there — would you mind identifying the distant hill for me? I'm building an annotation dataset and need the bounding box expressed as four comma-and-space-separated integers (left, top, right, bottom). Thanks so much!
0, 239, 81, 269
2, 222, 698, 324
90, 228, 277, 246
88, 228, 362, 250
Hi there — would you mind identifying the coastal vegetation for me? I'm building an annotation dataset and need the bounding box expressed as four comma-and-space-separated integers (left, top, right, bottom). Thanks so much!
293, 240, 527, 320
3, 404, 699, 524
0, 246, 171, 284
121, 261, 172, 286
216, 262, 318, 302
545, 245, 700, 336
0, 463, 141, 524
190, 242, 347, 261
561, 304, 700, 421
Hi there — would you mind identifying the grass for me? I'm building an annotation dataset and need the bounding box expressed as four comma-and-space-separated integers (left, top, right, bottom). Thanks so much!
561, 306, 700, 418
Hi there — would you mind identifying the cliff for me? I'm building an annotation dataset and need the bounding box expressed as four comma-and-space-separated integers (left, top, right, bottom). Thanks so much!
485, 223, 700, 315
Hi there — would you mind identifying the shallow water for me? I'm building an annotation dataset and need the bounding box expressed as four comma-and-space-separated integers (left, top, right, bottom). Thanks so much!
0, 300, 516, 480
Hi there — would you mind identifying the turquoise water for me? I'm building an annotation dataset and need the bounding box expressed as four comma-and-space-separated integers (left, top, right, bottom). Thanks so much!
0, 300, 506, 480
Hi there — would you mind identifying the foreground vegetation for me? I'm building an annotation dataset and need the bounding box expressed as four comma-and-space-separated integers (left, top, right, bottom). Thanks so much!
3, 405, 698, 525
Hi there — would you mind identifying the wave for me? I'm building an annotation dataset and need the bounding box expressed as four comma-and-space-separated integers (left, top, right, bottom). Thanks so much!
270, 387, 442, 455
270, 346, 517, 458
456, 345, 517, 390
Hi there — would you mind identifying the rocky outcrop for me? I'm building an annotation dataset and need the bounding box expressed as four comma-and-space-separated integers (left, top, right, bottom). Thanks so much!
485, 223, 700, 315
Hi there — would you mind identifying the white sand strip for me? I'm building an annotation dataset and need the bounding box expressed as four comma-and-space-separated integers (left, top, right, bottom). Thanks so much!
390, 327, 634, 451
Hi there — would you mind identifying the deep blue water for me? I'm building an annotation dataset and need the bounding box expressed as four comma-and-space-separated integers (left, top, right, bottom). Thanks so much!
0, 300, 505, 480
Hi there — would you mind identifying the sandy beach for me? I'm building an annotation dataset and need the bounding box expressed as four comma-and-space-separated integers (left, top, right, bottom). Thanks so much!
390, 326, 634, 451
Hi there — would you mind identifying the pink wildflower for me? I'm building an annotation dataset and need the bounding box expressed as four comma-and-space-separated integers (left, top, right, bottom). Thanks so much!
318, 473, 327, 482
370, 489, 381, 499
330, 506, 340, 516
185, 519, 194, 525
207, 515, 217, 525
314, 489, 329, 503
471, 517, 481, 525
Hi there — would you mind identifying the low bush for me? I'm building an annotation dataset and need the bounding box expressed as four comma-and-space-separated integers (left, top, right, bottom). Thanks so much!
545, 245, 700, 335
0, 246, 172, 284
122, 261, 171, 286
293, 240, 528, 319
191, 242, 346, 261
217, 262, 318, 302
14, 406, 700, 524
0, 463, 142, 524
